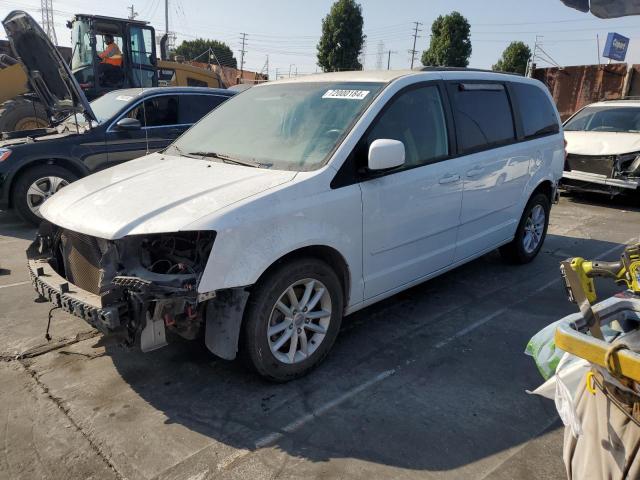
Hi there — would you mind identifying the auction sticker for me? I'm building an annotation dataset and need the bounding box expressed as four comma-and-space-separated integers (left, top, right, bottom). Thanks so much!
322, 89, 370, 100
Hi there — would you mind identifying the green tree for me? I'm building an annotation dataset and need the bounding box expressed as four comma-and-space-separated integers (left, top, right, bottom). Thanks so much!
317, 0, 365, 72
493, 41, 531, 75
175, 39, 237, 68
421, 11, 472, 67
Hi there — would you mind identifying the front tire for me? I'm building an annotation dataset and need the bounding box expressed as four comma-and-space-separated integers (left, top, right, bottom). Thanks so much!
241, 258, 344, 382
500, 192, 550, 264
12, 165, 78, 225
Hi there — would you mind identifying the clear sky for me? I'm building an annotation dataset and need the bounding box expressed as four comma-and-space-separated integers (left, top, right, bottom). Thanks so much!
2, 0, 640, 78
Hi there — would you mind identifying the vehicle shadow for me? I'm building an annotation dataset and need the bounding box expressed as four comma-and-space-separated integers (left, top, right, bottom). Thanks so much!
0, 210, 36, 241
101, 233, 626, 473
561, 190, 640, 211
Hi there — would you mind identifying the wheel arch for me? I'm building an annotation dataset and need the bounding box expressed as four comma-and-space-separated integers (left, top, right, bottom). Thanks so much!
530, 179, 554, 204
8, 157, 88, 207
254, 244, 351, 306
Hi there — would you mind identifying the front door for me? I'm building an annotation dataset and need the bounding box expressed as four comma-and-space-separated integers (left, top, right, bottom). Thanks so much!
361, 84, 464, 300
106, 94, 181, 164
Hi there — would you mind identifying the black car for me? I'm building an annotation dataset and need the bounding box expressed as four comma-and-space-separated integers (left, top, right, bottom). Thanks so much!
0, 87, 234, 224
0, 12, 235, 224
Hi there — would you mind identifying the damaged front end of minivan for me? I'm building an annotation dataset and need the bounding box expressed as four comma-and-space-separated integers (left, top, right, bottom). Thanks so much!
562, 152, 640, 195
27, 222, 232, 352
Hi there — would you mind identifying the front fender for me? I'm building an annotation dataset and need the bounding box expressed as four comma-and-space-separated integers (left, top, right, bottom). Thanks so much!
197, 181, 364, 308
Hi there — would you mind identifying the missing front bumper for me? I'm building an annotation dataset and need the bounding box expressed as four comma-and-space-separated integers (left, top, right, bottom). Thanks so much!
28, 257, 124, 332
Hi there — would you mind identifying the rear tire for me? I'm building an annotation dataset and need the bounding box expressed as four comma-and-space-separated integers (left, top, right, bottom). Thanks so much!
12, 165, 78, 225
499, 193, 550, 264
241, 258, 344, 382
0, 97, 48, 133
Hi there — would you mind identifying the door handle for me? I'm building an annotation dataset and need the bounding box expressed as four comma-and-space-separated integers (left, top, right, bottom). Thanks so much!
438, 174, 460, 184
466, 167, 484, 178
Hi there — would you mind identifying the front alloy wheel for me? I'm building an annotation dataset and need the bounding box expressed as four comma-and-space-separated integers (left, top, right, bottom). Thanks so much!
241, 258, 343, 382
267, 278, 332, 364
12, 165, 78, 225
26, 176, 69, 217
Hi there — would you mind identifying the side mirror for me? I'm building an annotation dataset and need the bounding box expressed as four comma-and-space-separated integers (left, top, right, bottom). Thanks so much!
115, 118, 141, 131
368, 139, 405, 171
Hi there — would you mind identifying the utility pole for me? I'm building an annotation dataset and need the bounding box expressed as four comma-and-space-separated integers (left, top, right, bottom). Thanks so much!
386, 50, 397, 70
127, 4, 138, 20
409, 21, 423, 69
239, 32, 248, 78
40, 0, 58, 45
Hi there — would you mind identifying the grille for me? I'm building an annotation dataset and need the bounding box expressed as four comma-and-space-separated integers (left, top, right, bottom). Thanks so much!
60, 230, 107, 295
566, 154, 615, 177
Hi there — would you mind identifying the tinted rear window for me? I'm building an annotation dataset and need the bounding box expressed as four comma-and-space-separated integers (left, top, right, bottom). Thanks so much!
179, 94, 227, 124
512, 83, 559, 138
448, 83, 515, 153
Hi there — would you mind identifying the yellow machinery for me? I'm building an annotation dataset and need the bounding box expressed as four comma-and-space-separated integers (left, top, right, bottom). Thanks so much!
557, 242, 640, 378
0, 12, 225, 133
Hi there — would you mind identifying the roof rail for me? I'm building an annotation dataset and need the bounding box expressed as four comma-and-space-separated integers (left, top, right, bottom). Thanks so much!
419, 66, 522, 76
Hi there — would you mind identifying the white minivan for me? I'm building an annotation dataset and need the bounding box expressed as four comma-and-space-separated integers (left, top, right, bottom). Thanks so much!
28, 69, 564, 381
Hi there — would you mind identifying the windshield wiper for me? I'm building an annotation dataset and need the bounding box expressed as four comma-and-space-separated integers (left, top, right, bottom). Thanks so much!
166, 144, 200, 159
189, 151, 271, 168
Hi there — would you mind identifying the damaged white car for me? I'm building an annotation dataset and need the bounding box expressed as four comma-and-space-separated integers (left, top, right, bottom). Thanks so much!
28, 70, 564, 381
563, 100, 640, 195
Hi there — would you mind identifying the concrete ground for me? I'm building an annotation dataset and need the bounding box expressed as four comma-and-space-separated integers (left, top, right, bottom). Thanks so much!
1, 193, 638, 480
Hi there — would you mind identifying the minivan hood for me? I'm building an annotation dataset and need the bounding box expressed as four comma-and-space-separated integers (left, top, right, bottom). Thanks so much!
2, 11, 96, 123
41, 153, 297, 239
564, 131, 640, 155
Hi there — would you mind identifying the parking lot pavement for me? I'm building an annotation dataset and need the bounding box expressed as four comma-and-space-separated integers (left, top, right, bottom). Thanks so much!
1, 194, 638, 480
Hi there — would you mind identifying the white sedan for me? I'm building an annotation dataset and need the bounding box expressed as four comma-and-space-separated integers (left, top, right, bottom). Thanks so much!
563, 100, 640, 195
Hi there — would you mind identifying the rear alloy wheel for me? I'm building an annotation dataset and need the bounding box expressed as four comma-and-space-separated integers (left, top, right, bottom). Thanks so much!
242, 258, 343, 382
500, 192, 550, 264
12, 165, 78, 225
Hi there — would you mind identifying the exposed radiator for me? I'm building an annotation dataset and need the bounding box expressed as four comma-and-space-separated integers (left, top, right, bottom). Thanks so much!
60, 230, 112, 295
566, 153, 615, 177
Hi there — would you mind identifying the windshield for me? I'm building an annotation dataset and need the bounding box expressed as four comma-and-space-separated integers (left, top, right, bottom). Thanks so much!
71, 19, 92, 71
170, 82, 384, 171
564, 106, 640, 133
62, 90, 138, 126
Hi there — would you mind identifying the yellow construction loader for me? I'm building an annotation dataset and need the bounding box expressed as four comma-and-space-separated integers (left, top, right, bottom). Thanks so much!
0, 11, 225, 133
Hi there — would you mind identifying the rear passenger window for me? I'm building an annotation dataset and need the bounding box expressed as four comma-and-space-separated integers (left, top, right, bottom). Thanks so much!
448, 83, 515, 153
367, 85, 449, 168
512, 83, 559, 138
179, 95, 226, 124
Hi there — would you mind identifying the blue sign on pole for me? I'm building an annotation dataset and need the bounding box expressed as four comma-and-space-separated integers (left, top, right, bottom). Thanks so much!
603, 32, 630, 61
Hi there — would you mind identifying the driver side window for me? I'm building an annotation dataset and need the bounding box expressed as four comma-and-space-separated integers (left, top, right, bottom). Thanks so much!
125, 96, 179, 127
367, 85, 449, 169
